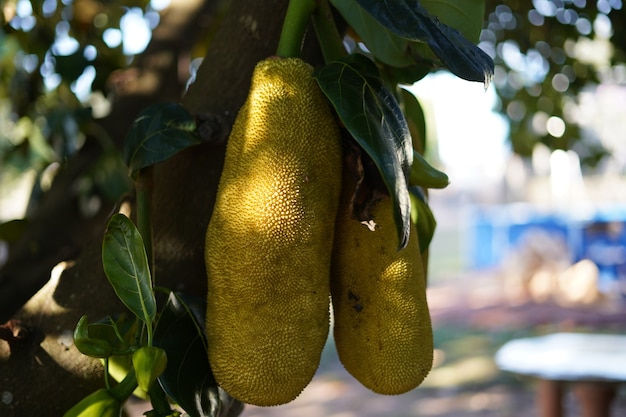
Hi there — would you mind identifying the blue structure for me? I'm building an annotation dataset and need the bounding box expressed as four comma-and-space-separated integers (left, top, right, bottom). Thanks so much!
466, 204, 626, 291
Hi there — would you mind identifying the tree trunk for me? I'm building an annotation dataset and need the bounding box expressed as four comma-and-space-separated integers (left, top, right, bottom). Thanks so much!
0, 0, 292, 414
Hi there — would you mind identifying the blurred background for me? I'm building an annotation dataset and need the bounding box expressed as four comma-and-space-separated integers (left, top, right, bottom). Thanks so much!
2, 0, 626, 416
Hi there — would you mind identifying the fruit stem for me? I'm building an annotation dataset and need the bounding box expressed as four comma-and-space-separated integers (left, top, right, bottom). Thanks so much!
147, 382, 175, 416
103, 358, 112, 390
109, 368, 138, 403
276, 0, 317, 58
312, 0, 347, 62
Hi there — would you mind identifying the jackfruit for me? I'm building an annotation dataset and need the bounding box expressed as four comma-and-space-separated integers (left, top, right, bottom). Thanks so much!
330, 172, 433, 395
204, 57, 342, 406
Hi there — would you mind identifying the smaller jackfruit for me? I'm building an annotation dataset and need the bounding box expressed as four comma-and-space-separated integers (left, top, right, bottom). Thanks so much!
331, 170, 433, 395
205, 57, 342, 406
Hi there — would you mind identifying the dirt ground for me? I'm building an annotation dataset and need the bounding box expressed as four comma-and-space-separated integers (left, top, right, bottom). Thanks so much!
124, 270, 626, 417
238, 273, 626, 417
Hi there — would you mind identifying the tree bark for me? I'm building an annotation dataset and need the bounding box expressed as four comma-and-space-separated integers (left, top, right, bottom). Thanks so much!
0, 0, 291, 414
0, 0, 215, 322
152, 0, 292, 298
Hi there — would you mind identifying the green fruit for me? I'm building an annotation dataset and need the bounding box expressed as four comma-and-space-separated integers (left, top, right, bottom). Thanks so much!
331, 176, 433, 395
204, 57, 342, 406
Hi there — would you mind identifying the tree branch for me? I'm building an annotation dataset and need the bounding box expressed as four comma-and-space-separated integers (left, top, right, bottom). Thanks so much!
0, 0, 295, 413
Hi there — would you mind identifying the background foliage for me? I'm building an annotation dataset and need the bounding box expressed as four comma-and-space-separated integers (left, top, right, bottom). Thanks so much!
482, 0, 625, 167
0, 0, 624, 228
1, 0, 625, 414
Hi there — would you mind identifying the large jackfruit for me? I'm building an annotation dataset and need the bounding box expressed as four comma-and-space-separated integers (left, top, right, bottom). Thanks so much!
331, 171, 433, 395
204, 57, 342, 406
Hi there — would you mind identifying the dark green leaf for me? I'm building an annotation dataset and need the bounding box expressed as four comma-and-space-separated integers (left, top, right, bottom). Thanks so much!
133, 346, 168, 392
0, 219, 28, 243
315, 54, 412, 249
73, 315, 113, 358
90, 151, 133, 203
63, 388, 122, 417
331, 0, 438, 80
218, 390, 245, 417
330, 0, 414, 67
387, 63, 431, 85
410, 151, 449, 189
52, 48, 90, 83
124, 103, 201, 179
102, 214, 156, 325
400, 88, 426, 153
421, 0, 486, 44
154, 293, 242, 417
88, 322, 131, 354
355, 0, 494, 84
409, 186, 437, 252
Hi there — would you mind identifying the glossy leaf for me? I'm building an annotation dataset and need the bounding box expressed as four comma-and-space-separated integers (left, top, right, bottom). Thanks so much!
218, 389, 245, 417
62, 388, 121, 417
124, 102, 201, 179
409, 186, 437, 252
102, 214, 156, 326
332, 0, 438, 80
387, 63, 431, 85
73, 316, 113, 359
355, 0, 494, 84
53, 48, 90, 83
410, 151, 449, 189
315, 54, 413, 249
400, 88, 426, 153
108, 353, 143, 398
133, 346, 168, 392
0, 219, 28, 243
154, 292, 242, 417
331, 0, 413, 67
421, 0, 486, 44
87, 317, 134, 354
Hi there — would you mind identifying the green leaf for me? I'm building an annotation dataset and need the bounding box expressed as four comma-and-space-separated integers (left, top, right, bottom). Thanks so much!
331, 0, 439, 80
330, 0, 414, 67
315, 54, 412, 249
133, 346, 168, 392
154, 293, 243, 417
87, 318, 134, 354
410, 151, 449, 189
400, 88, 426, 153
53, 48, 90, 83
102, 214, 156, 326
124, 103, 201, 179
421, 0, 486, 44
108, 368, 140, 403
62, 388, 121, 417
387, 63, 431, 85
0, 219, 28, 243
409, 186, 437, 252
73, 316, 113, 359
355, 0, 494, 84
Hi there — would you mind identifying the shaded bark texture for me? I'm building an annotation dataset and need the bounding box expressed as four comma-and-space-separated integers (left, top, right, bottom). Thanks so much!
0, 0, 297, 414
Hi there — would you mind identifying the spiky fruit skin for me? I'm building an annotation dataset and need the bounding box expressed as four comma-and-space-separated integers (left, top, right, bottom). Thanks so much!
331, 180, 433, 395
204, 58, 342, 406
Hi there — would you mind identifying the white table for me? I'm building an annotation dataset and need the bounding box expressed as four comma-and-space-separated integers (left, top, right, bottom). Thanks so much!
495, 333, 626, 417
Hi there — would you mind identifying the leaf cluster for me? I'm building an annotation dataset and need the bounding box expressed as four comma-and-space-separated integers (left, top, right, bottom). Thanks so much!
66, 1, 494, 415
69, 213, 241, 417
482, 0, 624, 166
316, 0, 492, 248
